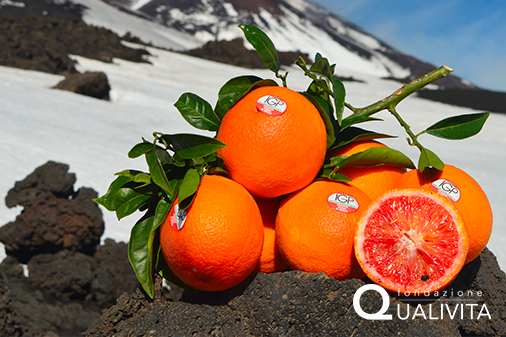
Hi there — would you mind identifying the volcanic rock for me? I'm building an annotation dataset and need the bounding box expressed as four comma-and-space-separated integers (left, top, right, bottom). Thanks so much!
86, 248, 506, 337
0, 241, 138, 337
0, 186, 104, 263
183, 37, 309, 69
0, 161, 141, 336
0, 13, 150, 75
5, 161, 76, 208
54, 71, 111, 100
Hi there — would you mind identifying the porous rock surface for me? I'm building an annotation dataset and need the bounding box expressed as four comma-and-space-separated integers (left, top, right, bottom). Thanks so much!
0, 161, 104, 263
86, 248, 506, 337
0, 161, 140, 337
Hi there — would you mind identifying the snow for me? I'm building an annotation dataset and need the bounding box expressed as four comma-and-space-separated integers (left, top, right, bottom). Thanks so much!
75, 0, 202, 51
0, 45, 505, 270
130, 0, 151, 11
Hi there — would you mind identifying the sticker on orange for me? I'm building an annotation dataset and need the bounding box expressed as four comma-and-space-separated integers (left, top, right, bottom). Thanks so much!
169, 204, 187, 231
256, 95, 287, 116
431, 179, 461, 202
327, 193, 359, 213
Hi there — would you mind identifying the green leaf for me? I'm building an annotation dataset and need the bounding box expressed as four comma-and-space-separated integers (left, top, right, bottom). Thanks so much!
152, 198, 171, 231
94, 176, 132, 212
320, 169, 352, 182
239, 24, 280, 73
329, 147, 416, 170
162, 133, 227, 159
424, 112, 490, 140
306, 79, 331, 105
178, 169, 201, 210
115, 169, 151, 184
115, 188, 151, 220
128, 213, 157, 298
128, 141, 153, 159
310, 57, 333, 78
146, 148, 172, 195
214, 75, 263, 120
418, 147, 445, 172
341, 114, 382, 130
174, 92, 221, 131
301, 92, 336, 148
333, 127, 397, 148
332, 76, 346, 125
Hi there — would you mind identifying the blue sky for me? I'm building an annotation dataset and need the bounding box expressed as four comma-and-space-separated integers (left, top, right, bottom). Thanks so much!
313, 0, 506, 92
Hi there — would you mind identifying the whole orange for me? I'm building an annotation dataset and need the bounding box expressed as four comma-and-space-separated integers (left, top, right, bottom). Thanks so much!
395, 165, 493, 264
327, 140, 406, 200
217, 86, 327, 198
276, 180, 371, 280
159, 175, 264, 291
254, 196, 288, 273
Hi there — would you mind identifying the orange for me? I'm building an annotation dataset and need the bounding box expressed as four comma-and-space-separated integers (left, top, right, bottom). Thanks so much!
394, 165, 492, 264
217, 86, 327, 198
254, 196, 288, 273
276, 180, 371, 280
159, 175, 264, 291
355, 188, 469, 294
327, 140, 406, 200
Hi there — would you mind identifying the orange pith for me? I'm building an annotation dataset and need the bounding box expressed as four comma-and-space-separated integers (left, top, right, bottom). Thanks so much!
355, 188, 469, 294
327, 140, 406, 200
276, 180, 371, 280
395, 165, 492, 264
217, 86, 327, 198
159, 175, 264, 291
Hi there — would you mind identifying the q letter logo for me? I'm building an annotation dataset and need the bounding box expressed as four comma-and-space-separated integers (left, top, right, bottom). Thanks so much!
353, 284, 393, 320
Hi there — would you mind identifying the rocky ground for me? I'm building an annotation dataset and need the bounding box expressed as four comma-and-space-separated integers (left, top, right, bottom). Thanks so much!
86, 247, 506, 337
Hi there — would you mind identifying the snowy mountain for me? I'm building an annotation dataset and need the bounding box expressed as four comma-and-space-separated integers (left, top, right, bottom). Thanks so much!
0, 0, 474, 89
118, 0, 473, 89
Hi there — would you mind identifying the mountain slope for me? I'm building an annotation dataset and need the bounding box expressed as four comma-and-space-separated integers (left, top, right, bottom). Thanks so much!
130, 0, 472, 89
0, 0, 479, 89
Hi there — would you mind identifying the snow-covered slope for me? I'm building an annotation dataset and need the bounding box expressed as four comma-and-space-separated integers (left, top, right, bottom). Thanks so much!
1, 46, 505, 268
125, 0, 471, 88
76, 0, 202, 51
1, 0, 475, 88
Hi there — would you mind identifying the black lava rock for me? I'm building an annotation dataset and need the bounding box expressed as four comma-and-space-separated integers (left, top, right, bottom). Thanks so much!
54, 71, 111, 100
0, 185, 104, 263
5, 161, 76, 208
0, 161, 141, 337
86, 248, 506, 337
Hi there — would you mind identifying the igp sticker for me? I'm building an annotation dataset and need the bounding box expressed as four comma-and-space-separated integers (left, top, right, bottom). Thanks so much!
256, 95, 287, 116
169, 203, 187, 231
431, 179, 461, 202
328, 193, 359, 213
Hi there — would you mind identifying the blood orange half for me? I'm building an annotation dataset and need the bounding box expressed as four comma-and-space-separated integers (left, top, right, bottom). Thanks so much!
355, 188, 469, 294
